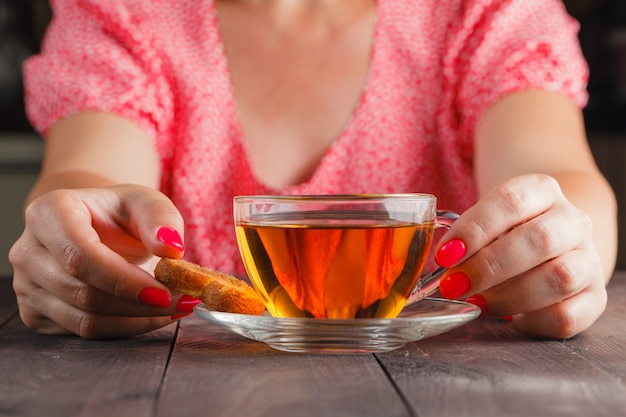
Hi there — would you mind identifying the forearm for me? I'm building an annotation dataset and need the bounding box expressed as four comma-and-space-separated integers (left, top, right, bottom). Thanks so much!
28, 112, 162, 206
27, 171, 124, 206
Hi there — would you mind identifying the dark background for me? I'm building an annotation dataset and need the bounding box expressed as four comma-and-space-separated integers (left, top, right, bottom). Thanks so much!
567, 0, 626, 132
0, 0, 625, 133
0, 0, 49, 132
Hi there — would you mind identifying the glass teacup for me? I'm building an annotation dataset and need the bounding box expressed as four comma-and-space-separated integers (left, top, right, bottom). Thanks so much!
233, 194, 458, 320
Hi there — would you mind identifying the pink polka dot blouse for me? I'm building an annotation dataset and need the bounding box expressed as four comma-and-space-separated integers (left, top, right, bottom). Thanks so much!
23, 0, 589, 275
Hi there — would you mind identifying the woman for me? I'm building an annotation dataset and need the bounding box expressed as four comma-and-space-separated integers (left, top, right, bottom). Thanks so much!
9, 0, 617, 339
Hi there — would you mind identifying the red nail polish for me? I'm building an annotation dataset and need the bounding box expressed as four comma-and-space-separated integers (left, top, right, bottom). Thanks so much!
502, 315, 513, 322
139, 287, 172, 308
435, 239, 466, 268
171, 312, 192, 321
465, 294, 488, 316
439, 271, 471, 299
157, 226, 185, 252
175, 294, 201, 313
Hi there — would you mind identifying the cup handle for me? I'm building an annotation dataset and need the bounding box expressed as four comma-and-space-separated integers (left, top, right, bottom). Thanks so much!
405, 210, 460, 306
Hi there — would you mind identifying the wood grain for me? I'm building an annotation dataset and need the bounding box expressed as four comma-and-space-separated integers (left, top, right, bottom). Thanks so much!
155, 316, 411, 417
376, 273, 626, 417
0, 303, 176, 417
2, 275, 626, 417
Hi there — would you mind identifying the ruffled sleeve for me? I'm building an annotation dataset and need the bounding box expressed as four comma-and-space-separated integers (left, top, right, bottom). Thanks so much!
23, 0, 174, 138
443, 0, 589, 143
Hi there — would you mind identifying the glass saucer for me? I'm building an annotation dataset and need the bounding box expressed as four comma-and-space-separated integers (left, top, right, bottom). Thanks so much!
194, 298, 480, 354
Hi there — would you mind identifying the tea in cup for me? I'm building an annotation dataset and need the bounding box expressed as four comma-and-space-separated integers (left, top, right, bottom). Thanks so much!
233, 194, 457, 320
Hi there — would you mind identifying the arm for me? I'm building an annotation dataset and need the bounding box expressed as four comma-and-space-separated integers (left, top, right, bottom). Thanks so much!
474, 89, 617, 281
27, 111, 161, 199
436, 89, 617, 338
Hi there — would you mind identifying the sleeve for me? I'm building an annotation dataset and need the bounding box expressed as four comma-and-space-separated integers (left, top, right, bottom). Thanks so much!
444, 0, 589, 142
22, 0, 173, 138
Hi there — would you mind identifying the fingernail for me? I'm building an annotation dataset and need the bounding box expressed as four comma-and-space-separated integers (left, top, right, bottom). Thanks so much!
157, 226, 185, 252
465, 294, 488, 316
502, 315, 513, 322
171, 312, 192, 321
435, 239, 466, 268
139, 287, 172, 308
175, 294, 201, 313
439, 271, 471, 299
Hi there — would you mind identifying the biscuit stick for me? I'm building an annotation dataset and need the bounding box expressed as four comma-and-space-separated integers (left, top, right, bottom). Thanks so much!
154, 257, 265, 316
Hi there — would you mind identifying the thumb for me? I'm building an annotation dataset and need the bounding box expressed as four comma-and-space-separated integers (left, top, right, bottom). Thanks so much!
115, 185, 186, 259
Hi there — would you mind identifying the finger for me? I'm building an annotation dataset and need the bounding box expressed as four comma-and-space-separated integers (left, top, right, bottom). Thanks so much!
113, 185, 186, 259
511, 289, 607, 339
78, 185, 185, 262
26, 189, 172, 305
15, 285, 75, 336
474, 249, 601, 316
458, 205, 591, 295
23, 284, 176, 339
436, 174, 564, 264
17, 306, 74, 336
15, 244, 199, 319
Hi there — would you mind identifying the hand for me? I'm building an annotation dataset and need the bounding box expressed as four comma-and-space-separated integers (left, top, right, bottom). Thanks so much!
435, 174, 607, 339
9, 184, 196, 339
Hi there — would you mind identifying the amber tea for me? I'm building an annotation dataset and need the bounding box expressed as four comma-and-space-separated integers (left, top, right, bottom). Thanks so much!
235, 213, 435, 319
234, 194, 457, 320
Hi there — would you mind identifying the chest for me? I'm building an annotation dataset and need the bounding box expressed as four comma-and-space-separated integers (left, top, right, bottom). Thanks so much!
214, 1, 377, 187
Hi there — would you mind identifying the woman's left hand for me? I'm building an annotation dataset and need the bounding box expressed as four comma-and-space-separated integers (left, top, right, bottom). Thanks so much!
435, 173, 608, 339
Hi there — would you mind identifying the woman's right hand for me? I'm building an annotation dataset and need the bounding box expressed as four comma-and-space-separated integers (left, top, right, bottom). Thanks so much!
9, 184, 193, 339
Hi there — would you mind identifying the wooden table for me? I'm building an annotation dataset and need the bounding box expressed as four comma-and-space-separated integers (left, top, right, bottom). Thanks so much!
2, 272, 626, 417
